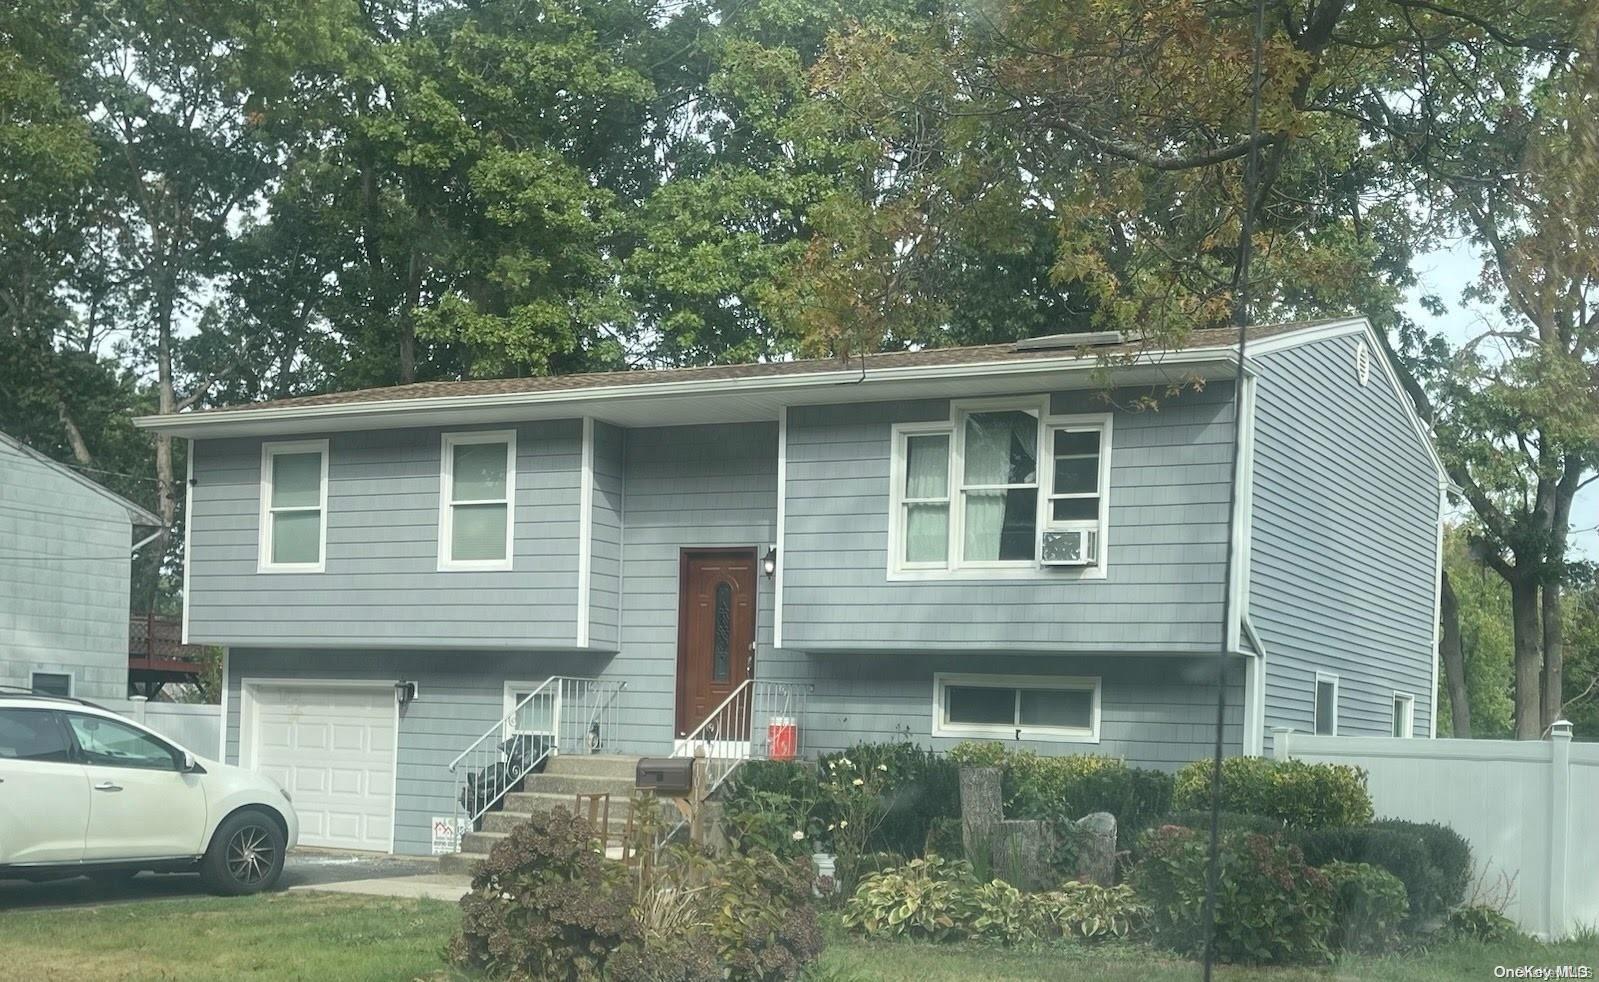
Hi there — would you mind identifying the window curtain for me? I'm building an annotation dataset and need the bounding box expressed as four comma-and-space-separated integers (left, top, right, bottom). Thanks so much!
962, 412, 1036, 561
904, 435, 949, 563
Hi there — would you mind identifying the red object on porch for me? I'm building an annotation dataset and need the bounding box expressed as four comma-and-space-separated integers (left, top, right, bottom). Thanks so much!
768, 717, 798, 761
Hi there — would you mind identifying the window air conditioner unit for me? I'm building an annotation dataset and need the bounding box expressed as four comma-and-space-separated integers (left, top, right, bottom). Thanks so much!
1041, 528, 1097, 566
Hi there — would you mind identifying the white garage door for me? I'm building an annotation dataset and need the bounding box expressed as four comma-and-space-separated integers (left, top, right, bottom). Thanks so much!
248, 683, 396, 851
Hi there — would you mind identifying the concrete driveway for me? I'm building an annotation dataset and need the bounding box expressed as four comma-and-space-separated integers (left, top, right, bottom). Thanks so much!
0, 848, 439, 911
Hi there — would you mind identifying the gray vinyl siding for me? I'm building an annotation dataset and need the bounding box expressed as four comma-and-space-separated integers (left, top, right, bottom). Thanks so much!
616, 422, 779, 744
188, 421, 584, 648
1248, 333, 1440, 746
0, 440, 133, 700
223, 647, 615, 855
588, 421, 624, 650
780, 386, 1237, 652
761, 651, 1243, 769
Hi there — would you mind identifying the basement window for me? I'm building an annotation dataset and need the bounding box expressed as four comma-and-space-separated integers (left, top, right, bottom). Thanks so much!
932, 673, 1100, 743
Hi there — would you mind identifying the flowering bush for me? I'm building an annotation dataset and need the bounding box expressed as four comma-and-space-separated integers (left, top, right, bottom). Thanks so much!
721, 760, 823, 859
817, 754, 894, 892
1132, 825, 1335, 964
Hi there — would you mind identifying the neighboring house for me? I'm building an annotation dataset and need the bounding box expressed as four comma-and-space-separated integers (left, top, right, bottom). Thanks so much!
0, 430, 164, 700
135, 317, 1447, 855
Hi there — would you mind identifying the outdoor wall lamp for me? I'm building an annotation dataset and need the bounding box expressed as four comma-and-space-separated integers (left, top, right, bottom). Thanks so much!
762, 545, 778, 578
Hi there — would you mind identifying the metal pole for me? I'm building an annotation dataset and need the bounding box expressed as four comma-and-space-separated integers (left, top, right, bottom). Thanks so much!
1200, 0, 1267, 977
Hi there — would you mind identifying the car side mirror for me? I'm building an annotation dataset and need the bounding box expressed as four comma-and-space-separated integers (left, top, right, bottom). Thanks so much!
181, 751, 201, 773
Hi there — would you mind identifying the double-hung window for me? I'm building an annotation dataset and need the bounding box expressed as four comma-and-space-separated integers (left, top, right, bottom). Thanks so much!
1314, 673, 1339, 735
889, 399, 1110, 577
259, 440, 328, 572
439, 431, 516, 570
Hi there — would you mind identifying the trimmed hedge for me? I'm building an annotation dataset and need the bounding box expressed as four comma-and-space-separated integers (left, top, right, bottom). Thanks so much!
948, 742, 1174, 846
1322, 861, 1409, 953
1369, 819, 1472, 914
1172, 756, 1373, 828
1294, 826, 1443, 926
1133, 825, 1334, 964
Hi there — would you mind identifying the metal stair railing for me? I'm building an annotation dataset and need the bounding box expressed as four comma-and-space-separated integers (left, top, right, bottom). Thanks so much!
448, 676, 627, 850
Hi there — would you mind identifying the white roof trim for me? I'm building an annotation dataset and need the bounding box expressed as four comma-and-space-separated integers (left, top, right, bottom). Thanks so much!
0, 429, 163, 527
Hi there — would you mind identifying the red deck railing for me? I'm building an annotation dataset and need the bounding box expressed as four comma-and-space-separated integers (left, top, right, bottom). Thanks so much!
128, 611, 207, 673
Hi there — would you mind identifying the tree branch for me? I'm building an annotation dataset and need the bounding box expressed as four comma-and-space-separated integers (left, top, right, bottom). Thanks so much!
1046, 117, 1283, 172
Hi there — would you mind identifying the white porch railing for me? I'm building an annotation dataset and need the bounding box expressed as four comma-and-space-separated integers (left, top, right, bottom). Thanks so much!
448, 676, 627, 846
657, 679, 811, 850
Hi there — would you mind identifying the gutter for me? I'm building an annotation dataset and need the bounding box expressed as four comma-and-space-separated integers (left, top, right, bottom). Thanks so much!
131, 347, 1245, 437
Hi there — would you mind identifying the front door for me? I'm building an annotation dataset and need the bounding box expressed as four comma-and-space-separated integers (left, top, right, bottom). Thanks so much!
675, 549, 758, 737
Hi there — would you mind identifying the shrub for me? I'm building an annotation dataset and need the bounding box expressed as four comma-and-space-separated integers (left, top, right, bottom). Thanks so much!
449, 808, 640, 980
1132, 825, 1335, 964
1369, 819, 1472, 913
840, 857, 1148, 945
1446, 904, 1523, 943
1321, 861, 1409, 953
948, 742, 1175, 846
701, 850, 825, 981
1294, 826, 1443, 927
721, 760, 823, 858
1159, 810, 1286, 837
817, 743, 960, 857
1172, 757, 1373, 829
840, 855, 972, 941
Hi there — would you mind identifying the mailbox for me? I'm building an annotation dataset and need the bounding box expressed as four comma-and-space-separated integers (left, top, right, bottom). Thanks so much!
636, 756, 695, 794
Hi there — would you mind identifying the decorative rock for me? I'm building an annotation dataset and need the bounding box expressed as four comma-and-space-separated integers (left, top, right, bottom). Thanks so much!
1073, 811, 1118, 885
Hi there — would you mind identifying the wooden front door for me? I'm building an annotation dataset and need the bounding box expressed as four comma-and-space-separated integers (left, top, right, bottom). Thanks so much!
675, 549, 758, 737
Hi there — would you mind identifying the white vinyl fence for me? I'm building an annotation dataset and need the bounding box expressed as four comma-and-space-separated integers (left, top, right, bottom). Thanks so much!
1276, 722, 1598, 938
101, 696, 222, 757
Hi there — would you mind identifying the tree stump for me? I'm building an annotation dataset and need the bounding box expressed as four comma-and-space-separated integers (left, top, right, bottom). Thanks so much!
958, 766, 1056, 891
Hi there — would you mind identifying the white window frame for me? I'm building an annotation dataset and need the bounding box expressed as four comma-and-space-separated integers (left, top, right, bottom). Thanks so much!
438, 430, 517, 572
502, 681, 558, 741
1314, 672, 1340, 736
257, 439, 329, 573
30, 671, 73, 697
886, 398, 1111, 580
931, 672, 1101, 743
1392, 691, 1415, 738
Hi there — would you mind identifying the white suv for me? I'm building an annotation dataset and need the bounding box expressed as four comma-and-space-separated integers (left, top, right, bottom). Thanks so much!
0, 691, 298, 893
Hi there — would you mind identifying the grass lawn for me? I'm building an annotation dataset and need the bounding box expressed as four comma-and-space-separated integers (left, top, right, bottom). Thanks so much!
0, 891, 459, 981
2, 890, 1594, 981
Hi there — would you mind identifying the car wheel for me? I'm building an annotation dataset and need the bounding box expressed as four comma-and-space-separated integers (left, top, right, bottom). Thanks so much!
201, 810, 286, 895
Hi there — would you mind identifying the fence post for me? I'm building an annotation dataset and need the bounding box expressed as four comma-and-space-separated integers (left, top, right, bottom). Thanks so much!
1272, 727, 1293, 761
1548, 720, 1572, 938
130, 694, 148, 724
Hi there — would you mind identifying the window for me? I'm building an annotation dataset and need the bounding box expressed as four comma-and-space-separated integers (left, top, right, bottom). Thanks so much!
1392, 693, 1415, 738
65, 713, 180, 770
889, 403, 1110, 578
0, 709, 72, 762
30, 672, 71, 697
440, 432, 516, 570
1314, 674, 1339, 736
259, 440, 328, 571
932, 673, 1100, 742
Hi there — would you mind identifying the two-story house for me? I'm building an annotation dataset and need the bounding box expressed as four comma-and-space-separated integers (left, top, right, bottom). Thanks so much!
135, 317, 1447, 855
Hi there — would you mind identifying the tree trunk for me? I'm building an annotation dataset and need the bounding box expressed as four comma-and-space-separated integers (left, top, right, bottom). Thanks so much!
1438, 569, 1472, 737
399, 246, 420, 384
56, 400, 94, 467
1510, 575, 1544, 739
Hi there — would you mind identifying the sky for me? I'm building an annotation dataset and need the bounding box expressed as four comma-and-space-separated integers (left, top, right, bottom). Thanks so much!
1402, 238, 1597, 561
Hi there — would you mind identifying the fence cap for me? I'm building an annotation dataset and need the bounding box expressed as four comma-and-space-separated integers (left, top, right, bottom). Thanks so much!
1550, 719, 1574, 738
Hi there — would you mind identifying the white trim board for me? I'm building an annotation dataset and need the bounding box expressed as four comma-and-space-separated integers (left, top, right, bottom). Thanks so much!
237, 677, 399, 854
216, 648, 230, 762
576, 417, 594, 646
181, 439, 194, 645
774, 407, 787, 649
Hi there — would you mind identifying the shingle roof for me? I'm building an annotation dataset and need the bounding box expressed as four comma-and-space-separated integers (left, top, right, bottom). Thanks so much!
179, 319, 1334, 417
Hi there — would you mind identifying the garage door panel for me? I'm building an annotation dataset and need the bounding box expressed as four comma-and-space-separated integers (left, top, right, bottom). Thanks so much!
249, 683, 395, 852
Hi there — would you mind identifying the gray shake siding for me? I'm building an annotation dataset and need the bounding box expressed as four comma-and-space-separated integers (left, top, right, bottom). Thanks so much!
588, 421, 625, 649
0, 438, 140, 700
1247, 333, 1440, 745
188, 421, 584, 647
780, 385, 1237, 652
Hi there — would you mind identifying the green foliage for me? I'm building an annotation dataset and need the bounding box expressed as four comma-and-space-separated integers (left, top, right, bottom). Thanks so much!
1445, 904, 1524, 943
840, 857, 1148, 945
1293, 826, 1448, 928
1132, 825, 1335, 965
1368, 819, 1473, 915
721, 760, 823, 859
817, 743, 960, 857
1159, 810, 1286, 837
1171, 757, 1373, 829
948, 742, 1174, 847
449, 807, 638, 979
1321, 861, 1410, 953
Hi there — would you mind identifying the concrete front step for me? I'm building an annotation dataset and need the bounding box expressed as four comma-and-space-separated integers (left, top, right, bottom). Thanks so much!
519, 772, 637, 797
542, 753, 643, 779
439, 851, 479, 876
484, 806, 633, 834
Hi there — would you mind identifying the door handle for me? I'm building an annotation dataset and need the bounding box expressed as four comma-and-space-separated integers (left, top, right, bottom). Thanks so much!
93, 781, 123, 792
